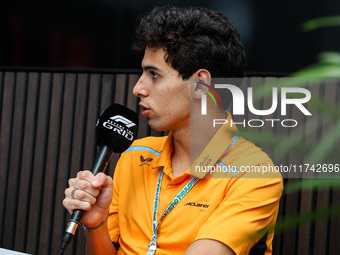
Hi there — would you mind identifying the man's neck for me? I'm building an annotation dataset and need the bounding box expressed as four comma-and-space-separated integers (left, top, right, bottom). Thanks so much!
190, 109, 227, 165
170, 109, 227, 179
171, 127, 190, 178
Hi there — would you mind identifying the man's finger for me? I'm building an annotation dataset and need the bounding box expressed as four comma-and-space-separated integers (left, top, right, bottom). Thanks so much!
65, 187, 97, 205
91, 172, 112, 188
77, 170, 94, 181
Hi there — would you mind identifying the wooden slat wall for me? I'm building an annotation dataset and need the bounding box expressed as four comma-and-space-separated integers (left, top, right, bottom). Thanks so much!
0, 70, 339, 255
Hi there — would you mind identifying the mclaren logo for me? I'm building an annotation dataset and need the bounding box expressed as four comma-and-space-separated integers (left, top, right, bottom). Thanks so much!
184, 202, 210, 209
139, 155, 153, 167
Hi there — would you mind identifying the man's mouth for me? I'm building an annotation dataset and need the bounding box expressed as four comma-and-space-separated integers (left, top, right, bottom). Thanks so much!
140, 103, 151, 117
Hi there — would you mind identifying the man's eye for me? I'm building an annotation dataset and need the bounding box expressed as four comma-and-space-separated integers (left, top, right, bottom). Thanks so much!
151, 71, 159, 79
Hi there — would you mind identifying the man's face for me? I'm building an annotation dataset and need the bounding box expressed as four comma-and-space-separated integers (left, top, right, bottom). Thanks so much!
133, 47, 190, 132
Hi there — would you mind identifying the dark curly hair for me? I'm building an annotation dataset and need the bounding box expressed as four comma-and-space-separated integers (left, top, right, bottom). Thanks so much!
133, 6, 246, 79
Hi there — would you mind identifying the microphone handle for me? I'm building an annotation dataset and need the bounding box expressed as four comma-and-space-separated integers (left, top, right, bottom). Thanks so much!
60, 146, 114, 253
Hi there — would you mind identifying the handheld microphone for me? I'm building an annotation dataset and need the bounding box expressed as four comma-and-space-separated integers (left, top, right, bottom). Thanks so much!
59, 103, 138, 255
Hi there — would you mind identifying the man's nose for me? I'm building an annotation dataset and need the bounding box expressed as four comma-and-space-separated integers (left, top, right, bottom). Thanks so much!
133, 75, 148, 97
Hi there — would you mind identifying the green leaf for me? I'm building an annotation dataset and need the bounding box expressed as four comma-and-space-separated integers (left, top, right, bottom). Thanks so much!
302, 16, 340, 31
292, 64, 340, 78
284, 179, 340, 194
274, 204, 340, 233
319, 52, 340, 65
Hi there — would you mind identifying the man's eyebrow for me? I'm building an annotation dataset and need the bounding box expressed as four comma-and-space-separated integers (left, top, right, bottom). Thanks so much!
142, 65, 162, 72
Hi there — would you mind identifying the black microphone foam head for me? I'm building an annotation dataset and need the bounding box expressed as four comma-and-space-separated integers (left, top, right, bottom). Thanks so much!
95, 104, 139, 153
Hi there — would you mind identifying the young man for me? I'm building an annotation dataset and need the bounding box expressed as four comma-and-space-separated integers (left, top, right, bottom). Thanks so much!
63, 6, 283, 255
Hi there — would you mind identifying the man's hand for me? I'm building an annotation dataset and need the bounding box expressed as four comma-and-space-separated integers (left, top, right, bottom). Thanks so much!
63, 170, 113, 228
185, 239, 235, 255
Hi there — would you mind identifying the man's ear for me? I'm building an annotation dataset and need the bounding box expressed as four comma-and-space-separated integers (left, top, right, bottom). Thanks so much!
194, 69, 211, 84
192, 69, 211, 99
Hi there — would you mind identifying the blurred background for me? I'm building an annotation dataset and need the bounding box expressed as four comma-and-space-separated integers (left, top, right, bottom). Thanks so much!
1, 0, 340, 74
